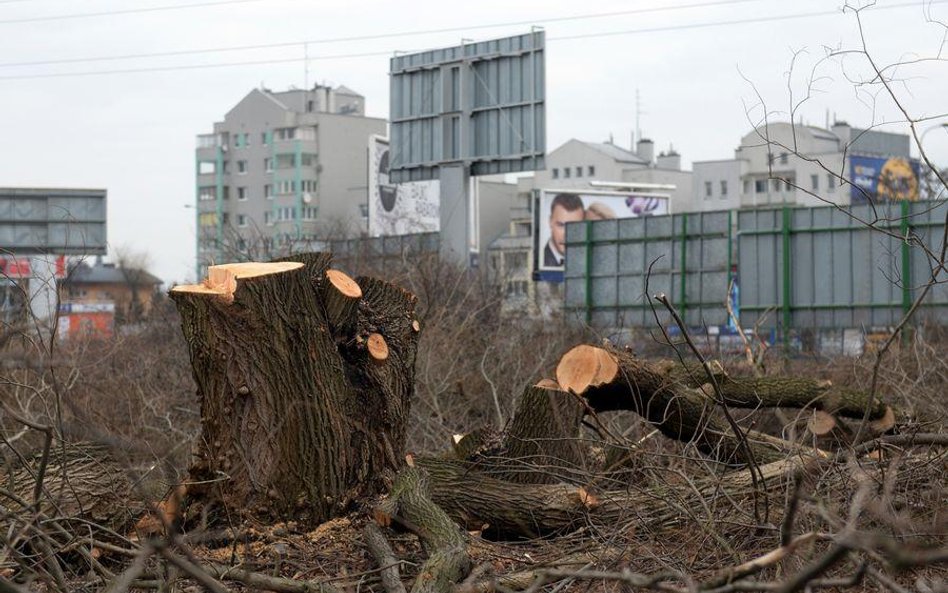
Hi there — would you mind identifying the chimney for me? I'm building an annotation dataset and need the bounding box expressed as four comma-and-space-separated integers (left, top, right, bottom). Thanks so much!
636, 138, 654, 165
656, 148, 681, 171
831, 121, 851, 146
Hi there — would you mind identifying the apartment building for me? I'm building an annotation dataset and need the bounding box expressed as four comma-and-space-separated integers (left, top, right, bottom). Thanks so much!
526, 137, 694, 211
195, 85, 386, 276
692, 121, 914, 211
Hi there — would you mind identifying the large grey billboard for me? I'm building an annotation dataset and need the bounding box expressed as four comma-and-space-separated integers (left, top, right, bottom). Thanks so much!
389, 31, 545, 183
0, 188, 107, 255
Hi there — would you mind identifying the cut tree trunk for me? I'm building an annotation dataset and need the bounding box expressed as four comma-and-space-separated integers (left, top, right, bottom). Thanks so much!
169, 254, 419, 524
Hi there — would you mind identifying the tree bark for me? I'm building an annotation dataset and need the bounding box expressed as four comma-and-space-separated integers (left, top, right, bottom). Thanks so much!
169, 254, 419, 524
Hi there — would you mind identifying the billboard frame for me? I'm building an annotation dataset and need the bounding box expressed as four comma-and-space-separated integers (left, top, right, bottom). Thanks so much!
0, 187, 107, 255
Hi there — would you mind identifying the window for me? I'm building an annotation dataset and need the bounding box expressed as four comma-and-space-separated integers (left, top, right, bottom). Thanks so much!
237, 187, 247, 201
755, 179, 767, 193
780, 152, 789, 164
300, 153, 317, 167
772, 179, 781, 193
301, 179, 318, 193
198, 187, 216, 201
358, 203, 368, 217
275, 127, 296, 141
221, 213, 229, 225
237, 160, 247, 174
720, 180, 728, 196
307, 100, 314, 112
262, 131, 269, 145
221, 161, 229, 174
264, 158, 273, 172
297, 127, 316, 141
198, 161, 216, 175
234, 134, 242, 148
301, 206, 317, 220
564, 167, 571, 178
705, 181, 713, 198
576, 167, 583, 178
588, 165, 595, 176
784, 179, 792, 192
244, 133, 250, 147
506, 280, 528, 299
264, 184, 273, 199
743, 180, 751, 194
277, 180, 295, 194
264, 211, 272, 225
552, 168, 559, 179
222, 186, 230, 200
827, 174, 836, 191
811, 174, 819, 191
237, 214, 247, 227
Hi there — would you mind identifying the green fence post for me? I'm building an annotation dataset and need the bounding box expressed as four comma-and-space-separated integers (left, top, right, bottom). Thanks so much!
584, 220, 593, 325
900, 200, 913, 343
781, 206, 792, 348
679, 212, 688, 319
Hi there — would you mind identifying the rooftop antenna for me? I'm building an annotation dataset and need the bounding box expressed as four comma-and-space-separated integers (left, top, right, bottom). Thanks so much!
635, 88, 642, 147
303, 43, 309, 89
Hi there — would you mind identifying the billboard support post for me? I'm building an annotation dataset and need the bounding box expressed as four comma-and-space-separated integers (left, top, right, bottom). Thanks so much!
438, 164, 471, 264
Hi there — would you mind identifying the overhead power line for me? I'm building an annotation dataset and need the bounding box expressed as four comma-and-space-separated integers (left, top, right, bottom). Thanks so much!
0, 0, 772, 67
0, 1, 940, 80
0, 0, 265, 24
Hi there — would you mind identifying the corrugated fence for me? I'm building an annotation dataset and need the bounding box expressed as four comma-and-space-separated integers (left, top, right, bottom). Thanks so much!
565, 201, 947, 330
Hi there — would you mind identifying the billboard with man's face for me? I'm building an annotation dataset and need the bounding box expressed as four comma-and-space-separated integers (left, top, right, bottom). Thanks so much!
367, 135, 440, 237
850, 155, 920, 204
536, 190, 669, 275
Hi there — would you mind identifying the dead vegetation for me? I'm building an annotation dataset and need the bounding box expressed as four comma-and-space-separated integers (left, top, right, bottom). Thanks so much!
0, 252, 945, 593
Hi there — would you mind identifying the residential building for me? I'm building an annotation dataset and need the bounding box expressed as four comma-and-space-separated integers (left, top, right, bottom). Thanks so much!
526, 138, 694, 210
486, 190, 535, 316
60, 258, 163, 322
195, 85, 386, 277
692, 121, 913, 211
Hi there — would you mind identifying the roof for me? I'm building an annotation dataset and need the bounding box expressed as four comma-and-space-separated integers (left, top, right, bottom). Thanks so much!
65, 261, 162, 286
582, 141, 648, 164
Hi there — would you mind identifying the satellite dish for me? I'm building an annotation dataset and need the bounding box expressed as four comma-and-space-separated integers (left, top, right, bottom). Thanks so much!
303, 192, 313, 204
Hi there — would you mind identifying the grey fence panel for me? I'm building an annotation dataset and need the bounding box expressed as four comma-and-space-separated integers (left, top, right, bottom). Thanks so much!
565, 210, 733, 329
738, 201, 948, 330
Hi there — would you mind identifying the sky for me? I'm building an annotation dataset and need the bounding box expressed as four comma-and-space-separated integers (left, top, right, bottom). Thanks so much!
1, 0, 947, 284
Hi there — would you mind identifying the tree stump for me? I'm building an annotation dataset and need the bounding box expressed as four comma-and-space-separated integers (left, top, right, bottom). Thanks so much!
170, 254, 419, 524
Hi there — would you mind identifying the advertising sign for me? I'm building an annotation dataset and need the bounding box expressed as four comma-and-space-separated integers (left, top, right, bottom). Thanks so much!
850, 155, 920, 203
367, 135, 440, 237
536, 190, 669, 275
389, 31, 545, 182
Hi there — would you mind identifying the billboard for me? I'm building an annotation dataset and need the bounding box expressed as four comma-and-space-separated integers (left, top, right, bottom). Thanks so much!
850, 155, 920, 204
0, 188, 107, 255
367, 135, 440, 237
536, 190, 669, 277
389, 31, 545, 183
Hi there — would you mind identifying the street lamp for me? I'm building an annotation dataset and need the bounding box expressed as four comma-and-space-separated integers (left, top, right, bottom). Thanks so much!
920, 122, 948, 148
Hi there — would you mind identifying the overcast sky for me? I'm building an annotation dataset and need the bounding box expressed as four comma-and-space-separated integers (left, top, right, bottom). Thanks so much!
1, 0, 946, 284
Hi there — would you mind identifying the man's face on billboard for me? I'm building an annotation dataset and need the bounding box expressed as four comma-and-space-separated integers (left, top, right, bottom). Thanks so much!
549, 204, 584, 255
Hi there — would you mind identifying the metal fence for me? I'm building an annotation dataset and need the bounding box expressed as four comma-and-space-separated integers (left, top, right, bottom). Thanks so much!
564, 201, 948, 332
563, 211, 733, 328
329, 232, 439, 269
738, 200, 948, 330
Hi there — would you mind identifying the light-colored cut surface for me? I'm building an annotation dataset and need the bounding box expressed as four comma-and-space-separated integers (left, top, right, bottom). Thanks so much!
326, 269, 362, 298
869, 406, 896, 433
808, 410, 837, 436
367, 333, 389, 362
535, 378, 562, 391
411, 320, 421, 332
172, 261, 304, 298
591, 348, 619, 386
556, 345, 603, 395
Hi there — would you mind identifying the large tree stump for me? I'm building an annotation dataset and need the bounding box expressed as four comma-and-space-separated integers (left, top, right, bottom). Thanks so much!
170, 255, 419, 524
